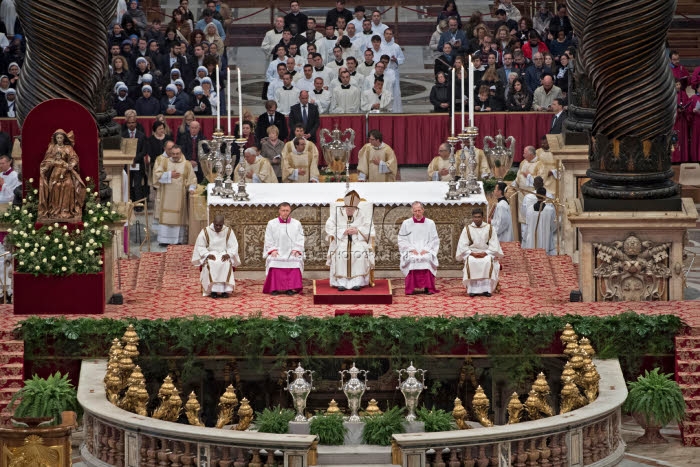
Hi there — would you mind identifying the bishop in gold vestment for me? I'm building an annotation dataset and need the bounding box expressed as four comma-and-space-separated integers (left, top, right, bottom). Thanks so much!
153, 145, 197, 244
234, 147, 279, 183
281, 137, 320, 183
357, 130, 397, 182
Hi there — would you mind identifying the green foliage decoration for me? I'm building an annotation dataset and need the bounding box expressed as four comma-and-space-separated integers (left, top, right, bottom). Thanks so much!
416, 406, 453, 432
309, 413, 347, 445
362, 406, 406, 445
622, 368, 686, 427
1, 180, 122, 276
254, 405, 296, 434
9, 372, 81, 425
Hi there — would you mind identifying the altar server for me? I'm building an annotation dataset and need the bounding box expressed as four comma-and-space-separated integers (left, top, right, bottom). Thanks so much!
153, 145, 197, 245
357, 130, 397, 182
192, 215, 241, 298
263, 203, 305, 295
398, 202, 440, 295
0, 154, 20, 204
325, 190, 375, 291
511, 146, 546, 226
489, 182, 513, 242
455, 207, 503, 297
234, 147, 279, 183
523, 187, 557, 255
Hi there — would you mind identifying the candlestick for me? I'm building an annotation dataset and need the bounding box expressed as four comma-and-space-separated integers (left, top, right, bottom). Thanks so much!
468, 56, 475, 128
215, 65, 221, 130
237, 68, 243, 137
460, 65, 465, 132
227, 68, 232, 135
450, 67, 455, 136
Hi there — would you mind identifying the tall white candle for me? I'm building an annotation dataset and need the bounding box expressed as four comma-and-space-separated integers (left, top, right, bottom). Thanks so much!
450, 67, 455, 136
215, 65, 221, 130
461, 65, 465, 132
238, 68, 243, 137
468, 56, 475, 127
227, 68, 232, 135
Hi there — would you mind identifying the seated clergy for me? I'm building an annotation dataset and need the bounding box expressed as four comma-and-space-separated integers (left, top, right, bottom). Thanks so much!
428, 143, 453, 181
357, 130, 397, 182
263, 202, 305, 295
234, 147, 279, 183
523, 187, 557, 255
398, 202, 440, 295
325, 190, 375, 291
281, 125, 320, 182
191, 215, 241, 298
455, 207, 503, 297
489, 182, 513, 242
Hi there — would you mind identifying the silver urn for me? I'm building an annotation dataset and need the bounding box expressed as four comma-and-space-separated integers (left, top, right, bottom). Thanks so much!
285, 363, 314, 422
397, 362, 426, 422
320, 125, 355, 177
483, 130, 516, 180
339, 363, 369, 422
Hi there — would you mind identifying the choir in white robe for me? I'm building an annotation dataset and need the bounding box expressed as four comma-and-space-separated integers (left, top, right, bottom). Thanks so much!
264, 218, 305, 274
523, 203, 557, 255
325, 202, 375, 288
191, 224, 241, 296
491, 199, 513, 242
310, 89, 331, 114
330, 85, 361, 113
361, 88, 393, 112
455, 222, 503, 294
274, 85, 299, 115
381, 40, 405, 112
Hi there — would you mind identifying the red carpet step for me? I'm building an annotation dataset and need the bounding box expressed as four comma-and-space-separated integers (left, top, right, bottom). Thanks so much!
134, 252, 165, 292
313, 279, 393, 305
676, 328, 700, 446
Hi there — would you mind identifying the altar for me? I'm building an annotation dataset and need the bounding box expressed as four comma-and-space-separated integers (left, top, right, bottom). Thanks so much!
207, 182, 487, 271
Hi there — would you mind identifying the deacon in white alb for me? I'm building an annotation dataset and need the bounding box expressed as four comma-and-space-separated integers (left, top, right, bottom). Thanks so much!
455, 207, 503, 297
263, 203, 305, 295
523, 187, 557, 255
489, 182, 513, 242
398, 202, 440, 295
191, 215, 241, 298
325, 190, 375, 291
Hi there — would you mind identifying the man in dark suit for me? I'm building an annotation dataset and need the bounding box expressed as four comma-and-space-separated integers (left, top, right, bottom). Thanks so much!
255, 100, 289, 145
288, 90, 320, 142
177, 119, 206, 183
121, 111, 146, 139
549, 98, 566, 135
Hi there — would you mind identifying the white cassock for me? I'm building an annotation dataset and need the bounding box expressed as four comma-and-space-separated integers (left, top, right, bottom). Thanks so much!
330, 85, 361, 113
325, 202, 375, 288
263, 218, 305, 274
455, 222, 503, 294
310, 89, 331, 114
274, 85, 299, 115
523, 204, 557, 255
191, 225, 241, 296
361, 88, 393, 113
520, 191, 553, 246
491, 199, 513, 242
397, 217, 439, 277
381, 40, 405, 112
0, 168, 20, 203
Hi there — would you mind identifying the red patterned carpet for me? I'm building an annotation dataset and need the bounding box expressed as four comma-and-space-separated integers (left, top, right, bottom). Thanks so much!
0, 242, 696, 330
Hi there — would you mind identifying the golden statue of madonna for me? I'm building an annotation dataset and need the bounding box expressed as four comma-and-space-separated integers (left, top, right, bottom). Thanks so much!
38, 129, 87, 223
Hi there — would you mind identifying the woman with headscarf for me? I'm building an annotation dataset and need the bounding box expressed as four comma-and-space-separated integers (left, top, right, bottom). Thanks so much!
188, 65, 209, 92
113, 83, 135, 116
0, 75, 11, 102
7, 62, 19, 89
38, 129, 87, 222
204, 23, 224, 57
135, 85, 160, 116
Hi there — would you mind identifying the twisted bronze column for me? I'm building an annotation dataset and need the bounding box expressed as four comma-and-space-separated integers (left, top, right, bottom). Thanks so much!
571, 0, 680, 210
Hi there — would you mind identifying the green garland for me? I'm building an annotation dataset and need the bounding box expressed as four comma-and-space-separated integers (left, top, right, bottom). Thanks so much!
15, 312, 682, 363
1, 178, 122, 276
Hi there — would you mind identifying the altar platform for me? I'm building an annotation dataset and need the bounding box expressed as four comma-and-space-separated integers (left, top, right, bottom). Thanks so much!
207, 181, 488, 271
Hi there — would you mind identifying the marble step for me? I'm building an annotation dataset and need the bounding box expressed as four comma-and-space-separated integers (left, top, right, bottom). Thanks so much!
316, 445, 392, 466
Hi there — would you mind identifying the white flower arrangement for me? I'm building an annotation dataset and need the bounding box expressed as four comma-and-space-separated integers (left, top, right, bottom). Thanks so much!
2, 181, 123, 276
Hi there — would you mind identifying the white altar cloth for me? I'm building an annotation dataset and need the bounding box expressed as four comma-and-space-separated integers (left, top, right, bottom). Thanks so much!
207, 182, 486, 207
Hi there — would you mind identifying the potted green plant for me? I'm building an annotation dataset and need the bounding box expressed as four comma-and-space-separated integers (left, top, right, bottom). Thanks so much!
362, 406, 405, 446
309, 413, 347, 445
254, 405, 296, 434
8, 372, 81, 426
622, 368, 686, 444
416, 406, 453, 432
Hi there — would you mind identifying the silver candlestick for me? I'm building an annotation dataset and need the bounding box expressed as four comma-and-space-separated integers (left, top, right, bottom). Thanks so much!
457, 131, 469, 196
397, 362, 426, 422
232, 137, 250, 201
285, 363, 314, 423
463, 126, 481, 194
444, 136, 460, 200
339, 363, 369, 422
